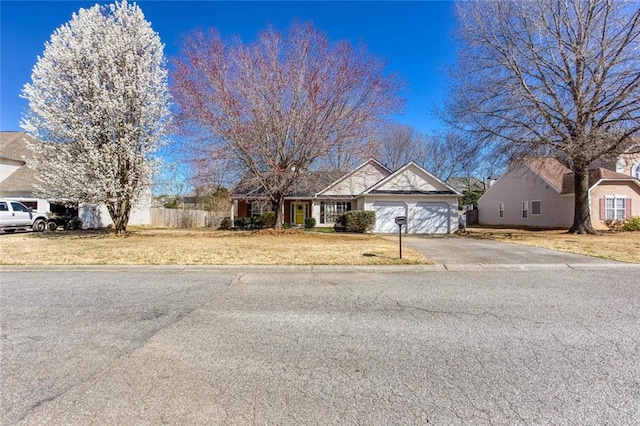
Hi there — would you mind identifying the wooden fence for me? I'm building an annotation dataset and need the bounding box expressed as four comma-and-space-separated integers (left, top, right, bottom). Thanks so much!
464, 209, 479, 226
150, 208, 226, 228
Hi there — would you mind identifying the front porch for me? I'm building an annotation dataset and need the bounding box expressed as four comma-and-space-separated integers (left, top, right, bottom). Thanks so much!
232, 199, 313, 227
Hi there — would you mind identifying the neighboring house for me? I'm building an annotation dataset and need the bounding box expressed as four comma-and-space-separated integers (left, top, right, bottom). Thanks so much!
616, 149, 640, 180
0, 132, 53, 212
0, 131, 151, 227
231, 159, 461, 233
478, 157, 640, 230
446, 176, 485, 194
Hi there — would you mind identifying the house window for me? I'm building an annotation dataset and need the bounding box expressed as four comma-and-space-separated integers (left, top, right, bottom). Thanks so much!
634, 164, 640, 180
320, 201, 351, 224
498, 202, 504, 218
522, 201, 528, 219
248, 202, 271, 217
605, 197, 627, 220
531, 201, 542, 215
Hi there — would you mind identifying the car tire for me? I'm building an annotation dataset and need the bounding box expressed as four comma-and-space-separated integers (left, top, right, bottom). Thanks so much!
33, 218, 47, 232
46, 221, 58, 232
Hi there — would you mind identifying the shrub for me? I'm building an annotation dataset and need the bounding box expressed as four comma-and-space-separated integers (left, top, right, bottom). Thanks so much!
603, 216, 640, 232
460, 191, 483, 209
283, 222, 292, 229
603, 218, 624, 232
622, 216, 640, 231
233, 217, 259, 229
260, 211, 276, 228
304, 217, 316, 229
249, 216, 262, 230
163, 200, 178, 209
344, 210, 376, 233
219, 217, 232, 230
68, 216, 83, 230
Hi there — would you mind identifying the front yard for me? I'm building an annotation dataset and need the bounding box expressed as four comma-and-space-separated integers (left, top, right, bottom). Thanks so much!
0, 228, 430, 266
465, 227, 640, 263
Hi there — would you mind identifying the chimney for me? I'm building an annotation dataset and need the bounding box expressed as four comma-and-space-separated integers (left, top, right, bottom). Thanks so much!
486, 176, 496, 189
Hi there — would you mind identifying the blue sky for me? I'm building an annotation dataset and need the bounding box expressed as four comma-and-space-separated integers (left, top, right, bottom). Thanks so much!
1, 1, 457, 134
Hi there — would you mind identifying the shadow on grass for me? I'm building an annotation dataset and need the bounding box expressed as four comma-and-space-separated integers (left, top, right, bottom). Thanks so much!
28, 229, 115, 240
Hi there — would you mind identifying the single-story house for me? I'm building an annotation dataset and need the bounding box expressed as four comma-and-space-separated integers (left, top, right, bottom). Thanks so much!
231, 159, 461, 233
0, 131, 151, 227
478, 157, 640, 230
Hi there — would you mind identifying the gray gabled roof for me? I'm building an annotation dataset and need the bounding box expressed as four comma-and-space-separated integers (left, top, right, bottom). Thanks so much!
0, 132, 41, 195
231, 170, 345, 200
0, 165, 38, 194
0, 131, 34, 162
446, 176, 485, 193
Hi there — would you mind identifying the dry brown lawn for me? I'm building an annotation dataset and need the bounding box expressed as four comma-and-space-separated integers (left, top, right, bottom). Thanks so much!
465, 227, 640, 263
0, 228, 431, 266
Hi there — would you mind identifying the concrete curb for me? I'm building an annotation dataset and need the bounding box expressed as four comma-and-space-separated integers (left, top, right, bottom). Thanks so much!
1, 263, 638, 273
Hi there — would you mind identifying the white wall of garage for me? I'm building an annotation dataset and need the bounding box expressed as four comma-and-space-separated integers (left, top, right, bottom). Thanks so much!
363, 195, 459, 234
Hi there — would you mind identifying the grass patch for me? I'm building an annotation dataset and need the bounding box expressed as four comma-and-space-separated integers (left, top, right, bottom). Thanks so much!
0, 228, 431, 266
464, 227, 640, 263
303, 227, 335, 233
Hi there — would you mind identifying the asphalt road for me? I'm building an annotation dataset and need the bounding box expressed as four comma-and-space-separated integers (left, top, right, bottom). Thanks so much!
2, 266, 639, 425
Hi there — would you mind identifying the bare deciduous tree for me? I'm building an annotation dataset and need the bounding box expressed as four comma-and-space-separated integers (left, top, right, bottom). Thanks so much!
171, 22, 403, 228
449, 0, 640, 233
375, 124, 482, 185
422, 132, 481, 183
376, 124, 426, 171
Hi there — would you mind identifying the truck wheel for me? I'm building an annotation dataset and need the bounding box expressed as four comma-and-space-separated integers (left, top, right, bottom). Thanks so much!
33, 218, 47, 232
47, 221, 58, 232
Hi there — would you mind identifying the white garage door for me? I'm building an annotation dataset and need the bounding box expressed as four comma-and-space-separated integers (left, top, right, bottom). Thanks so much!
414, 202, 450, 234
373, 202, 407, 233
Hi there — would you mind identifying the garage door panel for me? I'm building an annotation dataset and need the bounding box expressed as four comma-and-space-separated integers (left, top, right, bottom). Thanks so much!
415, 202, 450, 234
373, 202, 407, 233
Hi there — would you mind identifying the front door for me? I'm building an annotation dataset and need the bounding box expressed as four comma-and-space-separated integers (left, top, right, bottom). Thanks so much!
292, 202, 307, 225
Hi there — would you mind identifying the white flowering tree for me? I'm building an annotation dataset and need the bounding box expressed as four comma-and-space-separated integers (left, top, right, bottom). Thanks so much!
21, 0, 170, 234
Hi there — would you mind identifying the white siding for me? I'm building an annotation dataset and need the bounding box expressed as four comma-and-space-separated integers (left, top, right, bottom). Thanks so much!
373, 165, 451, 193
0, 159, 22, 182
320, 162, 389, 196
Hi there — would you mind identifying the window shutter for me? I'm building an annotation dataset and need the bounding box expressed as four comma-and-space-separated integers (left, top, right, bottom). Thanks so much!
626, 199, 632, 217
599, 198, 605, 220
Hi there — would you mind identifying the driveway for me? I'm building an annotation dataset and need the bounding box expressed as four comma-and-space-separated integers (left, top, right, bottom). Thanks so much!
381, 234, 620, 265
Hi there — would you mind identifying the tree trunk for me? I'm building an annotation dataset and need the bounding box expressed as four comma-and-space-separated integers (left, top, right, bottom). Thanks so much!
272, 193, 285, 230
107, 197, 132, 235
568, 165, 596, 234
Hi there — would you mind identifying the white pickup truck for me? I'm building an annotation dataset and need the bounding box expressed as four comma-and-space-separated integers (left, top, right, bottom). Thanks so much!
0, 199, 49, 233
